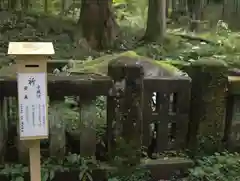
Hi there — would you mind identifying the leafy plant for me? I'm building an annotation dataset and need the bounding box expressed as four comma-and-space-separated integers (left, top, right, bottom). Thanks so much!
64, 154, 96, 181
46, 153, 98, 181
0, 154, 98, 181
188, 152, 240, 181
108, 167, 151, 181
0, 164, 28, 181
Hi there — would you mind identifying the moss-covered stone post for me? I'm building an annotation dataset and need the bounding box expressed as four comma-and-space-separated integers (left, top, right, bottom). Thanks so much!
108, 60, 144, 163
48, 94, 66, 159
0, 81, 5, 163
185, 58, 228, 153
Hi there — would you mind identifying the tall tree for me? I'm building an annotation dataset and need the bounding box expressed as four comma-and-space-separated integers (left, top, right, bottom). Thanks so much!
44, 0, 48, 13
166, 0, 169, 17
21, 0, 29, 10
78, 0, 118, 50
188, 0, 208, 31
179, 0, 188, 15
8, 0, 17, 10
144, 0, 166, 43
222, 0, 240, 29
171, 0, 188, 21
172, 0, 177, 17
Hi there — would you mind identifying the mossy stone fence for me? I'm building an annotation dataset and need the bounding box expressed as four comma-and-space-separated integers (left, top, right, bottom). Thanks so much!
0, 57, 192, 159
169, 58, 240, 154
187, 59, 227, 153
0, 57, 193, 180
2, 56, 240, 159
225, 74, 240, 151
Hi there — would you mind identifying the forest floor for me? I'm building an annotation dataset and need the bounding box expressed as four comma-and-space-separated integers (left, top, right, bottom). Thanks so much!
1, 10, 240, 73
0, 11, 82, 62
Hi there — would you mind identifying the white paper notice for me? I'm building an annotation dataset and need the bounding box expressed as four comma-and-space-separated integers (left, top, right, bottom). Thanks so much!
18, 72, 48, 138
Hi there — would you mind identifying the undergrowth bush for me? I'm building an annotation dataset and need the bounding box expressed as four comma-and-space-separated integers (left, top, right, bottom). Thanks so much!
134, 20, 240, 69
50, 96, 106, 137
188, 152, 240, 181
108, 167, 151, 181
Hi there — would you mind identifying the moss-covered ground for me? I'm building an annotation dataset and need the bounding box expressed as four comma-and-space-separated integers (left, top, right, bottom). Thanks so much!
1, 11, 240, 73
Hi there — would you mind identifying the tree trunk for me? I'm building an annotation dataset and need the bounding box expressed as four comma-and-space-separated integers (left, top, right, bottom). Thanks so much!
222, 0, 240, 30
78, 0, 118, 50
0, 0, 5, 9
171, 0, 188, 21
179, 0, 187, 15
172, 0, 177, 16
166, 0, 169, 17
188, 0, 205, 31
21, 0, 29, 10
8, 0, 17, 10
144, 0, 166, 43
44, 0, 48, 13
61, 0, 65, 15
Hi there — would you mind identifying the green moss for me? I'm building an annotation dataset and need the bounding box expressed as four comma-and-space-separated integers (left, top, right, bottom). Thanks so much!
70, 51, 184, 76
155, 61, 184, 74
191, 58, 228, 68
70, 51, 139, 75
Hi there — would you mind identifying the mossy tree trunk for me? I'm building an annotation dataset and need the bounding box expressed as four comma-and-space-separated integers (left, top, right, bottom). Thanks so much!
171, 0, 188, 20
179, 0, 188, 15
166, 0, 169, 17
8, 0, 17, 10
61, 0, 65, 14
144, 0, 166, 43
0, 0, 3, 9
171, 0, 177, 17
21, 0, 29, 10
78, 0, 118, 50
223, 0, 240, 30
8, 0, 30, 10
188, 0, 206, 31
44, 0, 48, 12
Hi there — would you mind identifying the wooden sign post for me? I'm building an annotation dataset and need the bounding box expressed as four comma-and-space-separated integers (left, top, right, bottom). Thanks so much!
8, 42, 55, 181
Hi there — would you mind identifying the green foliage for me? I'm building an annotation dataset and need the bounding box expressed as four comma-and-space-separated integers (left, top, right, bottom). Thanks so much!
112, 0, 148, 49
194, 135, 222, 157
111, 137, 141, 168
49, 96, 106, 137
108, 167, 151, 181
134, 21, 240, 69
0, 154, 97, 181
49, 100, 79, 131
188, 152, 240, 181
0, 153, 152, 181
113, 0, 148, 30
0, 10, 96, 61
0, 164, 27, 181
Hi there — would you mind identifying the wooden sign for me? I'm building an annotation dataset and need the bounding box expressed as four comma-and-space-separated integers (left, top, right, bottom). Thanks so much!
8, 42, 54, 181
18, 72, 48, 139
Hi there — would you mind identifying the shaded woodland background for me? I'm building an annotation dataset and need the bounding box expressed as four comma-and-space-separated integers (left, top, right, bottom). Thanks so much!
0, 0, 239, 57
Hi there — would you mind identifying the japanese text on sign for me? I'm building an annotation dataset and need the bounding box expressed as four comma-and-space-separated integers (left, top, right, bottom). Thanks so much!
18, 73, 48, 138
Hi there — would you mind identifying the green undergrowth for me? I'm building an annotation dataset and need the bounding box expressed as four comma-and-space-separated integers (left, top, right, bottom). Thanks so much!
188, 152, 240, 181
0, 154, 97, 181
2, 11, 240, 71
0, 10, 100, 63
0, 153, 152, 181
134, 21, 240, 69
49, 96, 106, 138
2, 151, 240, 181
